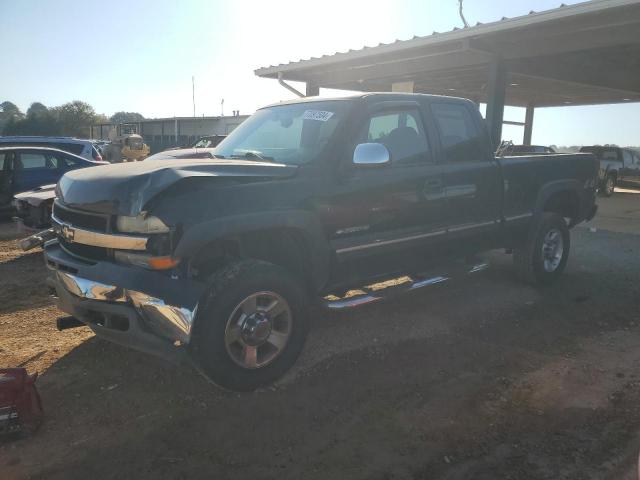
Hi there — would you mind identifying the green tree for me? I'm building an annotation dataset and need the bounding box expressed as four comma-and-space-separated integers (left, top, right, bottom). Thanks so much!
52, 100, 96, 137
4, 102, 60, 136
0, 101, 24, 134
94, 113, 109, 124
110, 111, 145, 124
26, 102, 48, 117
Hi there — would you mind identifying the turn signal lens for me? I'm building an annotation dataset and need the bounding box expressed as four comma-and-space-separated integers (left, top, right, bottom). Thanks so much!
114, 251, 180, 270
147, 256, 181, 270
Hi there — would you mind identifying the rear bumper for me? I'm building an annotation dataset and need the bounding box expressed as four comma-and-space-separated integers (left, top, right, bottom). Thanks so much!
44, 241, 205, 359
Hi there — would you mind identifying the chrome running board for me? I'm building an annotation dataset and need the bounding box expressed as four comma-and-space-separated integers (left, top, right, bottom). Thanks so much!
322, 261, 489, 310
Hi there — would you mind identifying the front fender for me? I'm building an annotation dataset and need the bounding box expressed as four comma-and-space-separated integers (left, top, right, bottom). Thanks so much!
174, 210, 331, 292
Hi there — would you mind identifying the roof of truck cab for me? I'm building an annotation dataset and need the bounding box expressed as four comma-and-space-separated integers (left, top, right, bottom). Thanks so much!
261, 92, 472, 108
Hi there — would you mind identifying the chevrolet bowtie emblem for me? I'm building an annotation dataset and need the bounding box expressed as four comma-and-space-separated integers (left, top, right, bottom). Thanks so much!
61, 224, 75, 242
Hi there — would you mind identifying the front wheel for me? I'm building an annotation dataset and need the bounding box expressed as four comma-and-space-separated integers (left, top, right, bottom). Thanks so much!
190, 260, 309, 391
513, 212, 570, 285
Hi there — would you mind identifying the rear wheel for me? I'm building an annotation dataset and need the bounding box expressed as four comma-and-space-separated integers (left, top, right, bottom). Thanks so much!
514, 212, 570, 285
600, 175, 615, 197
190, 260, 309, 391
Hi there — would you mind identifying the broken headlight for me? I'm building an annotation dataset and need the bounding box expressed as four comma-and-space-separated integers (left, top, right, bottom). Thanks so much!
116, 214, 170, 234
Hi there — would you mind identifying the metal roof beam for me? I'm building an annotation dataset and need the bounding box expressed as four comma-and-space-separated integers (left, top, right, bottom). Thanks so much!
474, 20, 640, 59
510, 57, 640, 95
298, 47, 493, 90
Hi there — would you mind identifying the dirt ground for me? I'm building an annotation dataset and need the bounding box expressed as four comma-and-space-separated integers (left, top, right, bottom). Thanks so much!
2, 191, 640, 479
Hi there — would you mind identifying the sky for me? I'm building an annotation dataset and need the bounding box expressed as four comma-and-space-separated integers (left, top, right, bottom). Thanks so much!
1, 0, 638, 146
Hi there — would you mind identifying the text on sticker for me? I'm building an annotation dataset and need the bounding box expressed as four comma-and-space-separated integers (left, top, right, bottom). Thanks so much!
302, 110, 334, 122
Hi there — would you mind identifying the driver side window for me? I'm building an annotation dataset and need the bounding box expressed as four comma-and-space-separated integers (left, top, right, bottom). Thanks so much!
362, 109, 431, 165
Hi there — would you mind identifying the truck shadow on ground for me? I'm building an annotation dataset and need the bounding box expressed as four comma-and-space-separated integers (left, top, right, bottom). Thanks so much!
0, 250, 52, 315
13, 251, 640, 480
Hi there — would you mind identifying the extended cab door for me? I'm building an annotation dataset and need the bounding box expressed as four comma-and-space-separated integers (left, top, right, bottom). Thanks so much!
327, 101, 448, 260
428, 101, 502, 243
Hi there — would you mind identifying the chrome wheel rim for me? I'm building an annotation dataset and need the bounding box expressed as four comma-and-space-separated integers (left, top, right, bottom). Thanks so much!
606, 178, 614, 194
224, 291, 292, 369
542, 228, 564, 272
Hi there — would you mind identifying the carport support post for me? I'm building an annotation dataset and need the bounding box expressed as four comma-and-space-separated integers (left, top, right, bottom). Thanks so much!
485, 58, 507, 149
305, 83, 319, 97
523, 104, 535, 146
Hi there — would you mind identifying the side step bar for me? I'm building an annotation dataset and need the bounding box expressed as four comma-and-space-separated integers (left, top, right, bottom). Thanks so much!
322, 261, 489, 310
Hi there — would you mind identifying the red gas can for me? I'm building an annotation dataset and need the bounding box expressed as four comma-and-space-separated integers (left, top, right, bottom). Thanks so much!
0, 368, 43, 437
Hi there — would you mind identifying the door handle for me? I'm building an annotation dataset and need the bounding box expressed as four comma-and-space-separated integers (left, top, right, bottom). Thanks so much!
423, 179, 443, 191
422, 179, 444, 200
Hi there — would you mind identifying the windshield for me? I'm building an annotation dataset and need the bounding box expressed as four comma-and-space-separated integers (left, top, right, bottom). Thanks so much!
214, 101, 351, 165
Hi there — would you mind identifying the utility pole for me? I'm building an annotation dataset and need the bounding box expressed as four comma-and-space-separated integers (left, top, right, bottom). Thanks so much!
221, 98, 224, 116
459, 0, 469, 28
192, 76, 196, 117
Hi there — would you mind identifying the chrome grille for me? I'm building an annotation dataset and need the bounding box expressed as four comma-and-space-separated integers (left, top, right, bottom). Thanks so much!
52, 202, 110, 232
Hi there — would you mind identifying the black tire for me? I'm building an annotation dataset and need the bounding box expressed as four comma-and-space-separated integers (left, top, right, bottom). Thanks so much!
513, 212, 570, 285
599, 174, 615, 197
190, 259, 309, 391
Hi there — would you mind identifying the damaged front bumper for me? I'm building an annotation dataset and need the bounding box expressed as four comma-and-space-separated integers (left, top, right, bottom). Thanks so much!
44, 241, 205, 360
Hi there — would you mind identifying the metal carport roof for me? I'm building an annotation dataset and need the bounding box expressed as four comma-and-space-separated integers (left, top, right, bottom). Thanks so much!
255, 0, 640, 108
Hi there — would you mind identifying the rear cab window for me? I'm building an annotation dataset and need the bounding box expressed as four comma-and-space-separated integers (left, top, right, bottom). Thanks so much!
430, 102, 487, 162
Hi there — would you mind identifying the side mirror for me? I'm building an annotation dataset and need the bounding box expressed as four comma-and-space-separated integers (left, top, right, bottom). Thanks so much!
353, 143, 390, 167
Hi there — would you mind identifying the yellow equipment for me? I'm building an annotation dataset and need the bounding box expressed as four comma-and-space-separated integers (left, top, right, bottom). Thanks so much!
121, 134, 150, 161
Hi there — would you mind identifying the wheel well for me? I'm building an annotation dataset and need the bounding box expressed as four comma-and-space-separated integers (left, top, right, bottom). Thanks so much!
542, 190, 580, 222
607, 170, 617, 180
190, 228, 314, 290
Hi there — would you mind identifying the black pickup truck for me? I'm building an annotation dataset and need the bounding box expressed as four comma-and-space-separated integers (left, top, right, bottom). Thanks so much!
579, 146, 640, 196
37, 94, 598, 390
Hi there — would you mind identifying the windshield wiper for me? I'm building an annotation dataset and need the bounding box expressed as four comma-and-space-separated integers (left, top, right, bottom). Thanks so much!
229, 151, 275, 162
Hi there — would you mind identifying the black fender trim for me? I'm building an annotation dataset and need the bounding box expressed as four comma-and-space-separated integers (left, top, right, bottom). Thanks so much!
174, 210, 331, 292
534, 179, 585, 224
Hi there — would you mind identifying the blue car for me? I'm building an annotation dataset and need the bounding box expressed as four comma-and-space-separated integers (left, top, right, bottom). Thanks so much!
0, 146, 107, 215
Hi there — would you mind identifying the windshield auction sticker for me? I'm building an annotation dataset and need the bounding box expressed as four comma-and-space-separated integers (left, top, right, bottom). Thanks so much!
302, 110, 334, 122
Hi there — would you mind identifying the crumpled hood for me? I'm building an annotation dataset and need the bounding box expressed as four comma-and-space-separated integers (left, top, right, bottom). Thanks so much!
57, 159, 298, 216
14, 184, 57, 207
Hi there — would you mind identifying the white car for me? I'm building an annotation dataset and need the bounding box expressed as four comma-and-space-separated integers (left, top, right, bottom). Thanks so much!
0, 136, 103, 162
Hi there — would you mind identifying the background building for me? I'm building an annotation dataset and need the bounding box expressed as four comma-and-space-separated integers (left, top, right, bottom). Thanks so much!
91, 114, 249, 153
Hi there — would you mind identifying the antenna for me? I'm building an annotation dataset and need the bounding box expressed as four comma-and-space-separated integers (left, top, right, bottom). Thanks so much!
459, 0, 469, 28
192, 76, 196, 117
